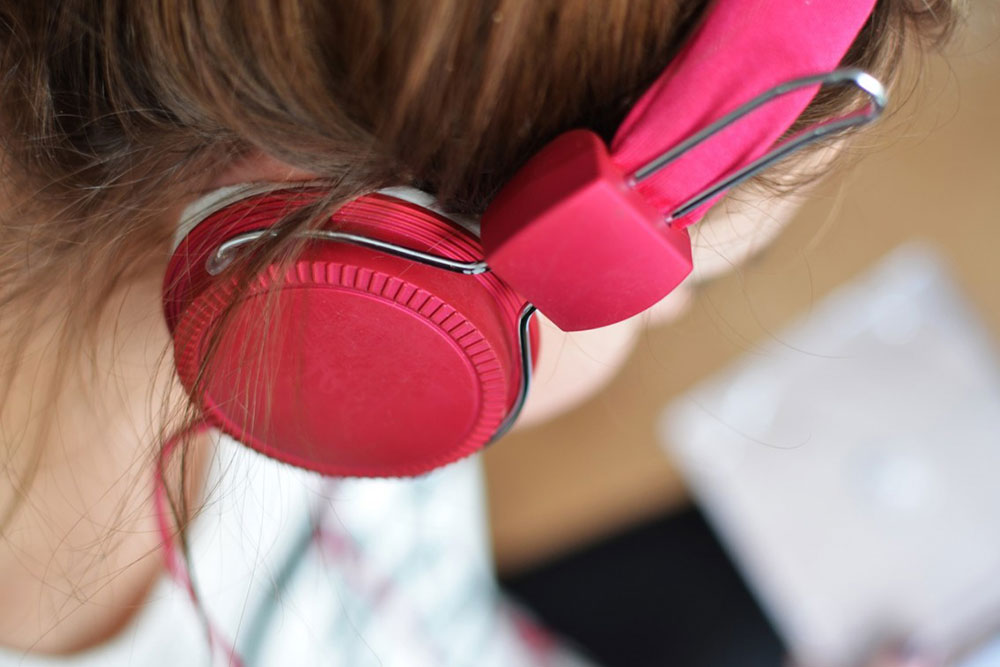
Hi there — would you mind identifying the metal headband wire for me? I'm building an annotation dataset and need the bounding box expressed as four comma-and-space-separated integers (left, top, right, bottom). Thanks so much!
488, 303, 538, 445
207, 228, 490, 276
629, 68, 888, 222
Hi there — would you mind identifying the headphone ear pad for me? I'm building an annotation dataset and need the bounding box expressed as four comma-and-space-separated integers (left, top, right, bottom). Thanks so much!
164, 191, 531, 477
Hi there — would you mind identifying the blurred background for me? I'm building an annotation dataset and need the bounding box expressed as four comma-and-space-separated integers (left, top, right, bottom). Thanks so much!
486, 5, 1000, 666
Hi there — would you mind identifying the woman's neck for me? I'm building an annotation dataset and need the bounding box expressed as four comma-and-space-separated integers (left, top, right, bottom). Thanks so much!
0, 269, 208, 655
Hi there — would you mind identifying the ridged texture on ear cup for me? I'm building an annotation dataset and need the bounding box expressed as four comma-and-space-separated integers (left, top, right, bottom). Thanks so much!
163, 191, 528, 477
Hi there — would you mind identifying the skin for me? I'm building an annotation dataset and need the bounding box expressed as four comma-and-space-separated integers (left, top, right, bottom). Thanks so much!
0, 267, 196, 654
0, 151, 819, 655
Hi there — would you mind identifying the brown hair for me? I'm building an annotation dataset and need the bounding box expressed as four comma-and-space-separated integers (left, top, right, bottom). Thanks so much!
0, 0, 962, 528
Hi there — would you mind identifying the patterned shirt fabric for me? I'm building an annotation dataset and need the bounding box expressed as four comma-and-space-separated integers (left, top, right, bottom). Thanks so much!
0, 436, 597, 667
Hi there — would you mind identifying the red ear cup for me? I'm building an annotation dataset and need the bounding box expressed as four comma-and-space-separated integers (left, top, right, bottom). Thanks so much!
164, 190, 531, 477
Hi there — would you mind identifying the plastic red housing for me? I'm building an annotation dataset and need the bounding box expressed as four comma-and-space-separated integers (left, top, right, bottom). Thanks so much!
164, 191, 530, 477
481, 129, 692, 332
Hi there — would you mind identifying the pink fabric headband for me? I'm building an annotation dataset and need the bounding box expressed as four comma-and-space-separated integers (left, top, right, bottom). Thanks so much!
482, 0, 882, 330
613, 0, 879, 227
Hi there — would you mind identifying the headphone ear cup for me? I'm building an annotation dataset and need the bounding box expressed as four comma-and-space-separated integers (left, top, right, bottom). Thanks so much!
163, 190, 531, 477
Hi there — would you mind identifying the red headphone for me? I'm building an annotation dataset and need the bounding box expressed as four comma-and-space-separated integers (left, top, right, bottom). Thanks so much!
163, 0, 885, 478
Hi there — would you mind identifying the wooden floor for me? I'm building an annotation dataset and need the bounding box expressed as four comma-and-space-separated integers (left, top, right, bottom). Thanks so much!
485, 8, 1000, 575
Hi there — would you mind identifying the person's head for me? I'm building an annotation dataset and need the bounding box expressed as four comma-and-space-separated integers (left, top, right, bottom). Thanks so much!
0, 0, 958, 279
0, 0, 960, 515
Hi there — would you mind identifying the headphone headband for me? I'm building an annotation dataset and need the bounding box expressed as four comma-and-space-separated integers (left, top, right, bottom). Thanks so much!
482, 0, 879, 331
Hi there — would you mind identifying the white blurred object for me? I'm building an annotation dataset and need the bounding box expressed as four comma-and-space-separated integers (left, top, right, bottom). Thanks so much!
660, 244, 1000, 667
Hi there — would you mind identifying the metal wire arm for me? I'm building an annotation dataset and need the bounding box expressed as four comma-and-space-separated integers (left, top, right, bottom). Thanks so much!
629, 68, 888, 222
